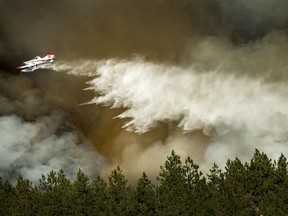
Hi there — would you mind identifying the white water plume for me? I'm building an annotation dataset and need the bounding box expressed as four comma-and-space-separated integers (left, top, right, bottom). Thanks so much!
93, 61, 288, 167
49, 58, 288, 167
3, 0, 288, 183
46, 33, 288, 171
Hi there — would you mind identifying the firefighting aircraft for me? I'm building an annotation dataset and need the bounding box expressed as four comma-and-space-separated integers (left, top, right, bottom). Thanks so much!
17, 52, 55, 72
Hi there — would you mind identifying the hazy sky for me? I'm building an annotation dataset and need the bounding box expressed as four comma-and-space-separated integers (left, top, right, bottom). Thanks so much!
1, 0, 288, 183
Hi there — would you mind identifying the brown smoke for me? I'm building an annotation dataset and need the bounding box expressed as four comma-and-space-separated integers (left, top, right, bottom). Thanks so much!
0, 0, 224, 64
1, 0, 288, 182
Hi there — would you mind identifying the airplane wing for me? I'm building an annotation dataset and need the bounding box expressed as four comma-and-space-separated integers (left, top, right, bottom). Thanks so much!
17, 65, 38, 72
17, 52, 55, 73
17, 61, 51, 72
24, 61, 38, 65
24, 60, 44, 65
17, 63, 37, 69
17, 62, 40, 72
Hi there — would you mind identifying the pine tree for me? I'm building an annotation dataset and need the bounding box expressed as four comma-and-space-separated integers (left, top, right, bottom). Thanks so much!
207, 163, 225, 215
246, 149, 276, 215
0, 149, 286, 215
133, 172, 156, 216
0, 178, 14, 215
8, 176, 40, 215
222, 158, 254, 215
273, 154, 288, 214
73, 169, 94, 215
156, 150, 188, 215
91, 175, 108, 215
107, 166, 132, 216
183, 156, 208, 215
38, 169, 74, 215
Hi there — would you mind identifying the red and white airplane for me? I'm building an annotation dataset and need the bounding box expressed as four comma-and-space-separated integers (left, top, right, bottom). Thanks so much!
17, 52, 55, 72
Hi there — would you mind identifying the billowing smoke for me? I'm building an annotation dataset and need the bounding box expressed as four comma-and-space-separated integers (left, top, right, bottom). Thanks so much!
50, 32, 288, 179
0, 113, 106, 183
217, 0, 288, 39
1, 0, 288, 183
0, 71, 109, 183
0, 0, 216, 63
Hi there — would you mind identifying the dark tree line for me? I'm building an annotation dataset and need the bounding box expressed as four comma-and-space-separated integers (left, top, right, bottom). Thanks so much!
0, 149, 288, 215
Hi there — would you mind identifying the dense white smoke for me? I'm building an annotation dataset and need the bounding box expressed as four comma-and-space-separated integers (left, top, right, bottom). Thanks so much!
0, 71, 108, 183
49, 32, 288, 177
0, 111, 107, 183
2, 0, 288, 183
90, 60, 288, 168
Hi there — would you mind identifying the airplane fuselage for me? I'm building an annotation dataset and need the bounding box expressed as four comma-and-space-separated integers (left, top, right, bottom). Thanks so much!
17, 52, 55, 72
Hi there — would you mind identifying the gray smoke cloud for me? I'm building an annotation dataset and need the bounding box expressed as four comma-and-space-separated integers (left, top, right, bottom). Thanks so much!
50, 32, 288, 177
217, 0, 288, 38
1, 0, 288, 182
0, 71, 108, 183
0, 0, 214, 63
0, 113, 106, 183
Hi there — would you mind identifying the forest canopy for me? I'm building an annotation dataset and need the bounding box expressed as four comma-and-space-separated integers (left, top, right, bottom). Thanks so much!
0, 149, 287, 215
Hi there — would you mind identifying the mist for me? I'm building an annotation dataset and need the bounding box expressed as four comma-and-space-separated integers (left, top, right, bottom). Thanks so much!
51, 35, 288, 178
1, 0, 288, 183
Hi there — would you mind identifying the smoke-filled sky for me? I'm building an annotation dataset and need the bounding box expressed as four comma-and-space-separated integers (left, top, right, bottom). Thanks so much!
1, 0, 288, 183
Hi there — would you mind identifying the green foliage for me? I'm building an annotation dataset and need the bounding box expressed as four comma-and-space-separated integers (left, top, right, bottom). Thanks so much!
38, 169, 73, 215
72, 170, 94, 215
0, 178, 14, 215
156, 150, 188, 215
246, 149, 276, 214
273, 154, 288, 213
0, 149, 287, 215
107, 166, 132, 215
9, 176, 40, 215
222, 158, 254, 215
91, 175, 108, 215
183, 157, 208, 215
133, 172, 156, 216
